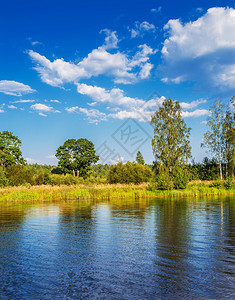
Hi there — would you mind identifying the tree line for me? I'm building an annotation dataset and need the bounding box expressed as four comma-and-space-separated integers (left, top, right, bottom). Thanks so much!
0, 97, 234, 189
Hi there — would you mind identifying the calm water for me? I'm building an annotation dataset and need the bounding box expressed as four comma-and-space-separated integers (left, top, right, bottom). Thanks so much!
0, 197, 234, 299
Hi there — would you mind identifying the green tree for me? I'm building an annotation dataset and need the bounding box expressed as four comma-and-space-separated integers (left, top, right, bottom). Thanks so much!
223, 102, 235, 177
0, 131, 25, 167
136, 151, 145, 165
55, 138, 99, 178
202, 99, 225, 180
151, 99, 191, 176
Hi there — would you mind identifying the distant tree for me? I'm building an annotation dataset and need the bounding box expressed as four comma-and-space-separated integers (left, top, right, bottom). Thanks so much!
151, 99, 191, 174
202, 99, 225, 180
55, 138, 99, 178
0, 131, 25, 167
136, 151, 145, 165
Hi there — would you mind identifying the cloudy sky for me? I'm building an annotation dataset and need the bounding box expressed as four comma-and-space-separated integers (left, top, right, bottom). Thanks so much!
0, 0, 234, 164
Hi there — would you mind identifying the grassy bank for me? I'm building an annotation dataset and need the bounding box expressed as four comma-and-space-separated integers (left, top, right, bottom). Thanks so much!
0, 181, 234, 202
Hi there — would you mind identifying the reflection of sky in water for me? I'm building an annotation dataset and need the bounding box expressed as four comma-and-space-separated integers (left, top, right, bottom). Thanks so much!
0, 198, 234, 299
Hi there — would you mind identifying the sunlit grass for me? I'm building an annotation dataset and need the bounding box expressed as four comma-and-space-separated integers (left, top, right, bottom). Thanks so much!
0, 180, 234, 202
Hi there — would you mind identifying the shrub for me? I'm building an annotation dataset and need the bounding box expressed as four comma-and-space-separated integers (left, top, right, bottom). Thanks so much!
225, 176, 234, 190
155, 170, 174, 190
172, 167, 189, 189
108, 162, 153, 184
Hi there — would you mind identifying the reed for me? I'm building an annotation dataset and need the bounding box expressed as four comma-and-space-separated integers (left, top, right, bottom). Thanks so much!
0, 181, 234, 202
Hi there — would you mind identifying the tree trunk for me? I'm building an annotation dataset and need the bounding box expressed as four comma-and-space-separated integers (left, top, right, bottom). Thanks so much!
73, 169, 75, 177
77, 170, 79, 177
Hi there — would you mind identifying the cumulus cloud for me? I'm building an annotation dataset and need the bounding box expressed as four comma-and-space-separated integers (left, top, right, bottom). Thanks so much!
28, 33, 156, 86
180, 99, 207, 109
100, 29, 119, 50
30, 103, 60, 116
0, 80, 35, 96
130, 21, 156, 38
182, 109, 209, 118
74, 82, 208, 122
161, 7, 235, 91
65, 105, 107, 124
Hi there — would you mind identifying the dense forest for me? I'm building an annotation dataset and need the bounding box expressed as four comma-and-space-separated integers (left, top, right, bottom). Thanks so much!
0, 98, 234, 190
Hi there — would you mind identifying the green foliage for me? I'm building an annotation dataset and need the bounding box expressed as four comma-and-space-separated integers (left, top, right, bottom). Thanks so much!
136, 151, 145, 165
0, 167, 9, 187
155, 168, 174, 190
50, 174, 84, 186
209, 181, 223, 188
201, 99, 235, 180
6, 165, 35, 186
151, 99, 191, 169
172, 167, 189, 189
108, 161, 153, 184
225, 176, 234, 190
0, 131, 25, 167
55, 138, 99, 178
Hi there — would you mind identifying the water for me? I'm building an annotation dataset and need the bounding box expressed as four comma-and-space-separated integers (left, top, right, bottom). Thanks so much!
0, 197, 234, 299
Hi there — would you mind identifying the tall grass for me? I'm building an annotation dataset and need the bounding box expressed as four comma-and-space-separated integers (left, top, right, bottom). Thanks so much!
0, 181, 234, 202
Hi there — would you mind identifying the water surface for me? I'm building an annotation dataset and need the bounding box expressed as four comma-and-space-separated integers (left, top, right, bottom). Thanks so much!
0, 197, 234, 299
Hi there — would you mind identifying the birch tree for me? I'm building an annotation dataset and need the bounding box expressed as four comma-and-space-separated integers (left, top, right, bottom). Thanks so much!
202, 99, 225, 180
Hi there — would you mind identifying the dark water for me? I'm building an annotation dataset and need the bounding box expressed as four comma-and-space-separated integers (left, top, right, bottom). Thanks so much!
0, 197, 234, 299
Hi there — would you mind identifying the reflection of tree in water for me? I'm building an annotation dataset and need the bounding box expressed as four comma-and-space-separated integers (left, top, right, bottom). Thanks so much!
0, 203, 28, 229
154, 199, 193, 298
226, 199, 235, 254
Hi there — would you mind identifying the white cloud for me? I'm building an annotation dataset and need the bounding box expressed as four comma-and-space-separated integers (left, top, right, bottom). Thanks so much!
151, 7, 162, 13
182, 109, 209, 118
130, 21, 156, 38
0, 80, 35, 96
26, 157, 37, 164
8, 105, 17, 109
65, 106, 79, 113
100, 29, 119, 50
65, 105, 107, 124
31, 103, 53, 112
13, 99, 35, 103
50, 99, 60, 103
180, 99, 207, 109
30, 103, 60, 116
74, 83, 209, 122
0, 109, 4, 113
161, 7, 235, 91
28, 32, 156, 86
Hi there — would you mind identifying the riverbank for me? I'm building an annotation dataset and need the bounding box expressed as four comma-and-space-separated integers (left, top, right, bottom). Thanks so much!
0, 181, 234, 202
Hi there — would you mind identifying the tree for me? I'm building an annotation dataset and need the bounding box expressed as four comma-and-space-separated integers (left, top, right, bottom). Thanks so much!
202, 99, 225, 180
0, 131, 25, 167
136, 151, 145, 165
55, 138, 99, 178
223, 102, 235, 177
151, 99, 191, 174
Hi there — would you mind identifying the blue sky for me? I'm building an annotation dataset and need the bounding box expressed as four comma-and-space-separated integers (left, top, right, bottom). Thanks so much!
0, 0, 235, 165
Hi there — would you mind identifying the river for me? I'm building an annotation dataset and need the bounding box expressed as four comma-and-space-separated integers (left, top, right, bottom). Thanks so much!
0, 197, 234, 299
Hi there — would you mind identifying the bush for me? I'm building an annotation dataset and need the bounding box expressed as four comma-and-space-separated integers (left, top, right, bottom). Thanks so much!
172, 167, 189, 189
209, 181, 223, 188
155, 169, 174, 190
225, 176, 234, 190
108, 162, 153, 184
50, 174, 84, 186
